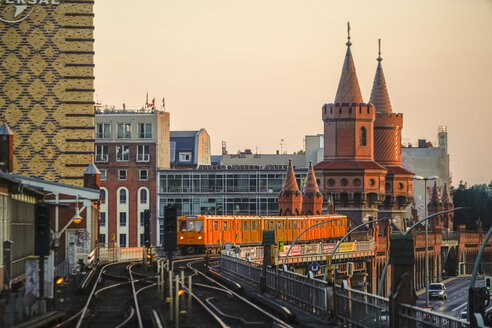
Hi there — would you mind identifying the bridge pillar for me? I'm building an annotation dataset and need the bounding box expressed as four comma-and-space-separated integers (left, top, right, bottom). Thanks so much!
390, 233, 417, 327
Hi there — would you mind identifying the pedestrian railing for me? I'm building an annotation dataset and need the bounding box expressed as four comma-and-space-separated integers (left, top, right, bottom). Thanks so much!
98, 246, 143, 262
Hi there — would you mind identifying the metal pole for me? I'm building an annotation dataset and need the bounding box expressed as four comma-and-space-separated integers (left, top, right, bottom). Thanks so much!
376, 207, 468, 296
424, 179, 429, 307
188, 275, 192, 325
468, 225, 492, 321
169, 269, 173, 321
175, 274, 179, 328
282, 218, 342, 265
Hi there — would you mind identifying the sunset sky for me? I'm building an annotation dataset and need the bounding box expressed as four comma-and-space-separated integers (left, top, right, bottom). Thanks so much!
94, 0, 492, 186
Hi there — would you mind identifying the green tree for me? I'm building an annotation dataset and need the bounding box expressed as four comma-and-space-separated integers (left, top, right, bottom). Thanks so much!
453, 182, 492, 230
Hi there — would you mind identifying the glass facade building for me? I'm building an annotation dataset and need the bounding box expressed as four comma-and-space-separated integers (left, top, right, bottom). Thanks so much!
157, 165, 308, 244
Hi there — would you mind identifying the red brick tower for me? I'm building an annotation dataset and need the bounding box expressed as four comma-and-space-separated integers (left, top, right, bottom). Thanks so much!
83, 158, 101, 190
441, 183, 454, 230
315, 23, 387, 226
0, 122, 14, 173
370, 40, 414, 230
302, 161, 323, 215
427, 182, 444, 228
278, 159, 303, 215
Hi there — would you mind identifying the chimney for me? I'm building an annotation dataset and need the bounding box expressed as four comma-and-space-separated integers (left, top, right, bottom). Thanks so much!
0, 122, 14, 173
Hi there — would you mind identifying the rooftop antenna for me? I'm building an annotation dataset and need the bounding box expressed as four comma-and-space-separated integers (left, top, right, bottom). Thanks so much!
377, 38, 382, 62
146, 92, 149, 108
162, 97, 166, 110
346, 21, 352, 47
280, 139, 285, 154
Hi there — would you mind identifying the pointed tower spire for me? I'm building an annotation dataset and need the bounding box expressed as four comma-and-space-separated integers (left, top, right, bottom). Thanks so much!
441, 183, 451, 205
429, 181, 442, 204
277, 159, 303, 216
83, 155, 101, 189
302, 161, 323, 215
334, 22, 363, 104
369, 39, 393, 113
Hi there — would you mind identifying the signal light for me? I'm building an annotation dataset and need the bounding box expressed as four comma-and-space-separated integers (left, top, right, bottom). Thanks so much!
56, 277, 64, 285
177, 289, 185, 296
486, 277, 491, 290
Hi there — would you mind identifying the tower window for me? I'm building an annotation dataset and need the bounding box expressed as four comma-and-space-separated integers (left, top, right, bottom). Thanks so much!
360, 127, 367, 146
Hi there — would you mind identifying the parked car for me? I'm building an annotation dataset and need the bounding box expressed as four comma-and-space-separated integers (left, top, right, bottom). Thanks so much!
428, 283, 447, 300
458, 310, 468, 328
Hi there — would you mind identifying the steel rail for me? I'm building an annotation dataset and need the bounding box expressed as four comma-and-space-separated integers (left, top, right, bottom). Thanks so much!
75, 262, 125, 328
114, 306, 135, 328
188, 260, 295, 328
128, 263, 144, 328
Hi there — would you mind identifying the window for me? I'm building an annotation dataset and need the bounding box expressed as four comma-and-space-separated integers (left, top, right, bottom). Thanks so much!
214, 221, 218, 231
119, 189, 127, 204
99, 234, 106, 244
139, 170, 148, 181
140, 234, 144, 246
100, 212, 106, 226
224, 221, 227, 231
119, 212, 127, 226
138, 123, 152, 139
117, 123, 131, 138
140, 189, 147, 204
360, 127, 367, 146
140, 212, 146, 226
100, 169, 107, 181
95, 145, 108, 162
116, 145, 129, 161
100, 189, 106, 203
179, 152, 192, 162
243, 221, 248, 231
252, 221, 256, 231
96, 123, 110, 139
119, 234, 127, 247
137, 145, 150, 162
195, 221, 203, 232
170, 141, 176, 162
118, 169, 127, 181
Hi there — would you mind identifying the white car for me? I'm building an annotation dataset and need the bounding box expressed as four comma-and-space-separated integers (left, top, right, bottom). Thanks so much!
428, 282, 447, 300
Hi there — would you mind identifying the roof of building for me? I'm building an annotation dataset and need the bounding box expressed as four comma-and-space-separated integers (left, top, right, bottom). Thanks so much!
334, 23, 364, 104
0, 122, 13, 135
314, 160, 387, 171
84, 160, 101, 175
369, 40, 393, 114
170, 130, 200, 138
385, 166, 414, 176
303, 161, 321, 194
281, 159, 300, 192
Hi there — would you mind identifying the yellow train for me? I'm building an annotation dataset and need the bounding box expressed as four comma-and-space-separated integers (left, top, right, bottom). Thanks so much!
177, 214, 347, 254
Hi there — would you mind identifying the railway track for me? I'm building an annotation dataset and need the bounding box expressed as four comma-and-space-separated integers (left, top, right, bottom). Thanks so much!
173, 257, 295, 328
56, 261, 163, 328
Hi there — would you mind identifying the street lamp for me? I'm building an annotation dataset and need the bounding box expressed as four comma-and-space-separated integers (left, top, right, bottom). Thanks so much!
281, 218, 344, 266
414, 175, 439, 307
327, 217, 391, 282
377, 207, 468, 297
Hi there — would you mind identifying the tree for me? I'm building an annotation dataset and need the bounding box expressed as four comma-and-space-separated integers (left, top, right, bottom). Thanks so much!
453, 182, 492, 231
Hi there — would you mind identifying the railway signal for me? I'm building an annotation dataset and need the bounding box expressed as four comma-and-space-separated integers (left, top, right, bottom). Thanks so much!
143, 209, 151, 248
164, 205, 177, 252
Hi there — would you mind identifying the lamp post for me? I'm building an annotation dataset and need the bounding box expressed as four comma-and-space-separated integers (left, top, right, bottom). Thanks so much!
281, 218, 344, 266
327, 217, 391, 282
414, 175, 438, 307
376, 207, 467, 297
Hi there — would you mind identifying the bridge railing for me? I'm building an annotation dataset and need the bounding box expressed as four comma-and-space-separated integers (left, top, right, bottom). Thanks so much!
220, 254, 329, 319
98, 246, 143, 262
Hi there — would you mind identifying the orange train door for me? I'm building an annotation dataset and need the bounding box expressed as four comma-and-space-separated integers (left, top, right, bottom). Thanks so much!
206, 218, 214, 245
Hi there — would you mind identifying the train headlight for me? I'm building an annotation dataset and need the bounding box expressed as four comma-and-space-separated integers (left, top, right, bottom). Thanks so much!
198, 236, 202, 240
180, 236, 184, 240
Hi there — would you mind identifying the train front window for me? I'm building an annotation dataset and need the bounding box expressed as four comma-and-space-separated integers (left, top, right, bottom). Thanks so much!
187, 221, 195, 231
195, 221, 203, 232
180, 221, 187, 232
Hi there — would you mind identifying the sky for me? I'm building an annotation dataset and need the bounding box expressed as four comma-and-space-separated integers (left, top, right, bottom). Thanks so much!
94, 0, 492, 186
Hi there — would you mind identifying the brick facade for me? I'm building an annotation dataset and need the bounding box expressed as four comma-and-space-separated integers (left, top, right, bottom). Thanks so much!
0, 1, 95, 186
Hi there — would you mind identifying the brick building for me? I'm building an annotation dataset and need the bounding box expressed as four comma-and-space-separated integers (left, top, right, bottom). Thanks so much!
95, 107, 170, 248
314, 28, 413, 231
0, 1, 95, 186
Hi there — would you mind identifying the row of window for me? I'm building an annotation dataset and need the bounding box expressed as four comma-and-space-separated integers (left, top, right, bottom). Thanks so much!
99, 168, 148, 181
99, 233, 147, 247
95, 145, 150, 163
100, 188, 148, 204
100, 211, 148, 227
159, 172, 307, 193
96, 123, 152, 139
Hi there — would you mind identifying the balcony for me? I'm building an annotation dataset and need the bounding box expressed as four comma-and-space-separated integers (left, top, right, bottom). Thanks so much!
95, 154, 108, 163
137, 154, 150, 162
